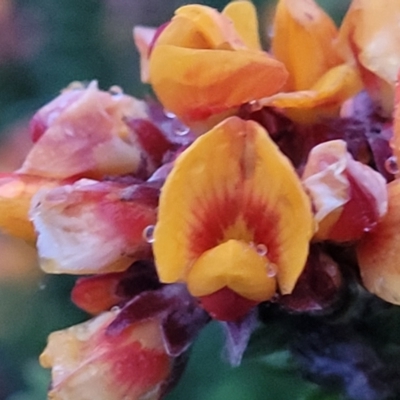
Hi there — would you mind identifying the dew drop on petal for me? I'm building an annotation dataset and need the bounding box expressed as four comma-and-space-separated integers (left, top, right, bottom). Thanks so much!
173, 125, 190, 136
266, 263, 277, 278
142, 225, 155, 243
163, 109, 176, 119
248, 100, 262, 112
109, 85, 123, 96
385, 155, 399, 175
111, 305, 120, 312
256, 243, 268, 256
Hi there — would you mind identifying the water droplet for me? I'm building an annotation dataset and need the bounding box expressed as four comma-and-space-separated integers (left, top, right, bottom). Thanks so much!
142, 225, 155, 243
248, 100, 262, 112
385, 155, 399, 175
173, 125, 190, 136
111, 306, 120, 312
38, 281, 46, 290
109, 85, 123, 96
164, 109, 176, 119
267, 263, 277, 278
256, 243, 268, 257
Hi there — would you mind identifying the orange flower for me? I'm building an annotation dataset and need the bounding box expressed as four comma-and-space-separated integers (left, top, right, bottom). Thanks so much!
147, 2, 288, 126
40, 309, 172, 400
153, 117, 313, 320
336, 0, 400, 115
263, 0, 362, 123
357, 179, 400, 304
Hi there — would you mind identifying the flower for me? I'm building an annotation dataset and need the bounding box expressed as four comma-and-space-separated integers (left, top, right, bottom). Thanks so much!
302, 139, 387, 242
146, 2, 288, 127
153, 116, 314, 320
40, 310, 172, 400
40, 284, 208, 400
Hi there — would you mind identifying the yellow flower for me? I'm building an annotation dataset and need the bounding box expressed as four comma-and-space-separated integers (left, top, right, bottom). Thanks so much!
153, 117, 314, 320
148, 2, 288, 127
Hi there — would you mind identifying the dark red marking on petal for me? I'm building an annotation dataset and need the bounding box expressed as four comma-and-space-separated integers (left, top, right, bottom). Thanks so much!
199, 287, 258, 321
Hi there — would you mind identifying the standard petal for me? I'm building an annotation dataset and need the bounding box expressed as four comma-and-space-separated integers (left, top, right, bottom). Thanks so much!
154, 116, 313, 296
149, 45, 288, 124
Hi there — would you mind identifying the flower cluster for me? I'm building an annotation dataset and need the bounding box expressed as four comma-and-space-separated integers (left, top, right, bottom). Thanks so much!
2, 0, 400, 398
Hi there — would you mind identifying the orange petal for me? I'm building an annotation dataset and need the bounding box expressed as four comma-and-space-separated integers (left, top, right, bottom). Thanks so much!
357, 179, 400, 304
149, 45, 288, 124
153, 116, 313, 296
390, 70, 400, 164
336, 0, 400, 114
261, 64, 362, 123
222, 1, 262, 50
271, 0, 342, 92
0, 173, 66, 242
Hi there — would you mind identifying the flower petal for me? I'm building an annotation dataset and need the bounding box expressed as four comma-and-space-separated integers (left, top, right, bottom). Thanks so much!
336, 0, 400, 113
187, 239, 276, 301
357, 179, 400, 304
154, 116, 313, 296
261, 64, 363, 123
0, 173, 67, 241
271, 0, 342, 92
149, 45, 288, 124
222, 1, 262, 50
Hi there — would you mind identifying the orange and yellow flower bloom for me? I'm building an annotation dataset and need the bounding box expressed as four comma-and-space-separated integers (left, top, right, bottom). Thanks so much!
153, 116, 314, 320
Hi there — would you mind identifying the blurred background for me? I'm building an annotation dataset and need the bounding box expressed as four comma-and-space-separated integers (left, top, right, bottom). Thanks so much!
0, 1, 349, 399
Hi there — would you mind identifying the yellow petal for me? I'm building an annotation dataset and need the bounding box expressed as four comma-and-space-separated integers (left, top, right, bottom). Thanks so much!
261, 64, 363, 123
336, 0, 400, 114
0, 173, 63, 242
149, 45, 288, 124
153, 116, 313, 295
222, 1, 262, 50
271, 0, 342, 91
187, 239, 276, 301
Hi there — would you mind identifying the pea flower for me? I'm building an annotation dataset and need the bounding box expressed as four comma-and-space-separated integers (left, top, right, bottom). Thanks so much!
40, 284, 208, 400
260, 0, 362, 123
302, 139, 387, 242
145, 2, 288, 127
153, 116, 314, 320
